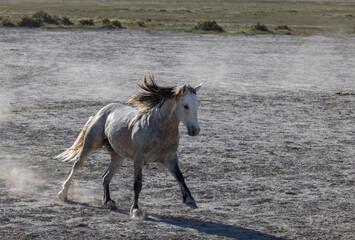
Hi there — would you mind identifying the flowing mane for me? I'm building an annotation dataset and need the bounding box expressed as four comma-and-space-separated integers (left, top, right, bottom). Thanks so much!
127, 73, 196, 110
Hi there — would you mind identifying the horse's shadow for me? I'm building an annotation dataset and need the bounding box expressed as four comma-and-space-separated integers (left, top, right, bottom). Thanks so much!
148, 214, 287, 240
65, 201, 285, 239
65, 200, 128, 215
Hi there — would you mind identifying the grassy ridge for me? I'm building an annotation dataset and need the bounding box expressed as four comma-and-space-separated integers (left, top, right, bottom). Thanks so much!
1, 0, 355, 34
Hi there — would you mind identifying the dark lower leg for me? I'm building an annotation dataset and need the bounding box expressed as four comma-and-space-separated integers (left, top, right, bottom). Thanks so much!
132, 173, 142, 209
103, 183, 112, 204
101, 154, 123, 206
173, 165, 194, 203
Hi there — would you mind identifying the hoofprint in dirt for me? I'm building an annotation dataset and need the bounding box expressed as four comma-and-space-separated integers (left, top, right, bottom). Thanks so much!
0, 29, 354, 239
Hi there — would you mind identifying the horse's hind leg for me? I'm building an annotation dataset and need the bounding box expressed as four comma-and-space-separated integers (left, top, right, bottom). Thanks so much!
102, 142, 124, 209
58, 120, 105, 201
58, 147, 94, 201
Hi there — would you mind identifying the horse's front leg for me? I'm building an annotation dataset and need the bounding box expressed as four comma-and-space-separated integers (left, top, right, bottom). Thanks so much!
130, 153, 147, 219
164, 156, 198, 209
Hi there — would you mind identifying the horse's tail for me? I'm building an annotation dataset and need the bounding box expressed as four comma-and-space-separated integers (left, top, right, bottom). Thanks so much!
55, 116, 95, 162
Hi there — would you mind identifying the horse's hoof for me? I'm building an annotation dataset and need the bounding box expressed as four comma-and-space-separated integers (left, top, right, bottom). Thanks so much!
185, 199, 198, 209
58, 190, 68, 202
105, 200, 117, 210
130, 208, 148, 220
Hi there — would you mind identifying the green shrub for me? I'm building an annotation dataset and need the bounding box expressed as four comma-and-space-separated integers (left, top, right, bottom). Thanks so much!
110, 20, 122, 28
1, 19, 16, 27
19, 16, 42, 27
194, 20, 224, 32
275, 24, 291, 31
61, 17, 73, 25
32, 10, 59, 25
79, 18, 94, 26
138, 21, 146, 27
252, 22, 270, 32
102, 18, 123, 28
102, 18, 110, 25
32, 10, 46, 19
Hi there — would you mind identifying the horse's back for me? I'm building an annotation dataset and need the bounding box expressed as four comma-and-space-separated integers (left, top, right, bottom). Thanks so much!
97, 102, 134, 116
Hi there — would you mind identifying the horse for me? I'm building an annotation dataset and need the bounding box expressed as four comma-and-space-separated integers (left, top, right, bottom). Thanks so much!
56, 73, 201, 219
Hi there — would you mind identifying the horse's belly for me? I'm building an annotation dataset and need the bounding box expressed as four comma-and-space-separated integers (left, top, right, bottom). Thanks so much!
144, 142, 178, 165
106, 127, 134, 159
144, 149, 164, 165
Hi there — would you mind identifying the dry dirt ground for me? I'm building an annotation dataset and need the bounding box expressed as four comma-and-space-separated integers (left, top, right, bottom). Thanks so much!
0, 29, 354, 239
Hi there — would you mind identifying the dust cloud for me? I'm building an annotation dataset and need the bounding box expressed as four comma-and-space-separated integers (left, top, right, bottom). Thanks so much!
69, 181, 101, 204
0, 96, 41, 194
0, 154, 43, 194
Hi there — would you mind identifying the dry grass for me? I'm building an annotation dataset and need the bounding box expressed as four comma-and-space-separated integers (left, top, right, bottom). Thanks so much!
1, 0, 355, 33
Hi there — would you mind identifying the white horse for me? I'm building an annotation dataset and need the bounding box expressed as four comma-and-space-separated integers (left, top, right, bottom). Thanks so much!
56, 73, 201, 219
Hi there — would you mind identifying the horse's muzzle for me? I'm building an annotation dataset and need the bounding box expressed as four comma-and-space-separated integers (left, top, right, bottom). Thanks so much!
187, 126, 200, 136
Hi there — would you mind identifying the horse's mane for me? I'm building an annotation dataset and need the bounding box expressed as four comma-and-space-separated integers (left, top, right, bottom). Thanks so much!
127, 73, 195, 110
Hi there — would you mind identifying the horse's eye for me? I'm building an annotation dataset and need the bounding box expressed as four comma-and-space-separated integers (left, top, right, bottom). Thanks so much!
184, 105, 189, 110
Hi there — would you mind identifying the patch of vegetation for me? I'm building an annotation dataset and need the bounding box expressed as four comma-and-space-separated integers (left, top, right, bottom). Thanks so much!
275, 24, 292, 31
138, 21, 146, 27
1, 19, 16, 27
102, 18, 123, 28
102, 18, 110, 25
252, 22, 270, 32
61, 16, 73, 25
18, 15, 42, 28
111, 20, 122, 28
194, 20, 224, 32
17, 11, 72, 28
32, 10, 59, 25
79, 18, 94, 26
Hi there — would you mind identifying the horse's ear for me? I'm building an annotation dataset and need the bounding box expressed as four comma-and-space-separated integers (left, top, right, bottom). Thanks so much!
194, 83, 202, 92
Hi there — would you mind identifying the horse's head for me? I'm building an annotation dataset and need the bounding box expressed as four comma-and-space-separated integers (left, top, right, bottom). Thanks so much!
175, 84, 201, 136
127, 74, 201, 136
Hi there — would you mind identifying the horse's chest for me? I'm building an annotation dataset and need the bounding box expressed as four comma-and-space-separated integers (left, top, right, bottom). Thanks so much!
144, 136, 179, 164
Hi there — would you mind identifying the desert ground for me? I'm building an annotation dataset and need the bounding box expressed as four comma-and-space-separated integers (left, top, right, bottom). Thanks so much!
0, 28, 354, 239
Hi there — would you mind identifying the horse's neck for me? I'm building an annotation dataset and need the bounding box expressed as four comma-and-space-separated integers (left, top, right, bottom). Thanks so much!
156, 99, 179, 130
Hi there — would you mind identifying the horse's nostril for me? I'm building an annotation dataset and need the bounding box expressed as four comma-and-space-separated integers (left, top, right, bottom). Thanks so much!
187, 126, 200, 136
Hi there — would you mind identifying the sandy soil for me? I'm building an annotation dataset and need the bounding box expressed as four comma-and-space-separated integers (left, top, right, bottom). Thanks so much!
0, 29, 354, 239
